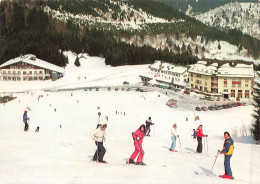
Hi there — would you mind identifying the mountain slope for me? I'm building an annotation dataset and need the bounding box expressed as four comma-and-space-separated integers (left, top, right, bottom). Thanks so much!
155, 0, 259, 15
195, 2, 260, 40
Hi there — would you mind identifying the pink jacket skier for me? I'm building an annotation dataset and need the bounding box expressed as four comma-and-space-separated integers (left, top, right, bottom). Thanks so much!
129, 124, 146, 165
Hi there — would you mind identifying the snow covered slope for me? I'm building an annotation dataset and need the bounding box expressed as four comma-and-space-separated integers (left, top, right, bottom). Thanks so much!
0, 90, 259, 183
195, 2, 260, 39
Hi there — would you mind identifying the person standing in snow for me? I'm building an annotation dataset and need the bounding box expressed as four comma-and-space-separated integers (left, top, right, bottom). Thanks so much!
145, 117, 154, 136
196, 125, 207, 153
23, 110, 29, 132
91, 124, 107, 163
170, 123, 179, 152
129, 124, 146, 165
218, 132, 234, 179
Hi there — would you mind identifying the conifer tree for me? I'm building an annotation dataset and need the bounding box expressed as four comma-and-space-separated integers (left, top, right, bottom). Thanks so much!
253, 81, 260, 142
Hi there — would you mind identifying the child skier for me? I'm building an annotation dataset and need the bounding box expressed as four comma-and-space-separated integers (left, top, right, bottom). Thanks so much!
129, 124, 146, 165
169, 123, 179, 152
91, 124, 107, 163
218, 132, 234, 179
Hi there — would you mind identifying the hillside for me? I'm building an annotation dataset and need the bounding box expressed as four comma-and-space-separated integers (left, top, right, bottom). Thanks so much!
43, 0, 260, 61
155, 0, 259, 15
195, 2, 260, 40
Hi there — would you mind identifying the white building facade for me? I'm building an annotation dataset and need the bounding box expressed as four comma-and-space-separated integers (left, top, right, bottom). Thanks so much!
0, 54, 64, 81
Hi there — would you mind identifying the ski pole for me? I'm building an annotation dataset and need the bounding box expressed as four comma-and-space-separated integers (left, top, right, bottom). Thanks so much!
178, 136, 182, 150
96, 142, 99, 162
206, 136, 208, 155
211, 152, 219, 173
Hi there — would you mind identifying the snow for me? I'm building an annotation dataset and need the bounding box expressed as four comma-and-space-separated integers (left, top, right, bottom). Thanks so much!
0, 51, 147, 92
0, 51, 260, 183
0, 89, 260, 183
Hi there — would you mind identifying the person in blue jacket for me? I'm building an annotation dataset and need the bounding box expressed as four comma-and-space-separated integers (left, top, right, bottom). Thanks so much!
218, 132, 234, 179
23, 110, 29, 132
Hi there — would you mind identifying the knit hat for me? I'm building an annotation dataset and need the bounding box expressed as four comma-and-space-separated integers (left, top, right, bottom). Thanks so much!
24, 110, 27, 113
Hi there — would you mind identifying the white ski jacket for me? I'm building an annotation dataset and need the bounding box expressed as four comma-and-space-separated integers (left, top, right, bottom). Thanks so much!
91, 127, 106, 142
171, 128, 178, 138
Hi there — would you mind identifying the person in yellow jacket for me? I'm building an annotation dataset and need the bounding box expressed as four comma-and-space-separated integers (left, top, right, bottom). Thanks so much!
218, 132, 234, 179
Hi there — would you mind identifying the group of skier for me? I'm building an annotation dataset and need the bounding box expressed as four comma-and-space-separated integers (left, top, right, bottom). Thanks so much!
23, 109, 234, 179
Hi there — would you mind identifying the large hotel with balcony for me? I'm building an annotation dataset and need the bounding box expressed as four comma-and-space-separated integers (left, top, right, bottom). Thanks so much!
0, 54, 64, 81
188, 60, 254, 99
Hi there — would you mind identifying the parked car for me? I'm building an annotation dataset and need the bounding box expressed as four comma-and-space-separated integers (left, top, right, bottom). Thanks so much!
184, 90, 190, 95
208, 106, 215, 111
236, 102, 244, 106
171, 87, 178, 92
222, 105, 228, 109
242, 102, 247, 106
95, 88, 99, 91
108, 87, 111, 91
84, 88, 88, 91
230, 103, 238, 107
195, 107, 201, 111
205, 96, 211, 100
126, 88, 131, 91
201, 106, 208, 111
123, 81, 129, 85
216, 97, 221, 101
122, 88, 125, 91
162, 86, 168, 89
115, 88, 119, 91
226, 104, 232, 108
136, 88, 141, 91
144, 82, 150, 86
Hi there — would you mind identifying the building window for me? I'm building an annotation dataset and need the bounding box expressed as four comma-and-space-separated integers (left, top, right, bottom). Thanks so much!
191, 78, 193, 81
245, 84, 248, 87
23, 77, 27, 81
238, 78, 241, 81
204, 87, 207, 92
29, 77, 33, 80
8, 77, 11, 80
17, 77, 21, 81
224, 89, 228, 92
34, 71, 37, 74
195, 85, 198, 89
18, 71, 21, 75
205, 82, 207, 86
245, 90, 249, 93
224, 83, 227, 87
245, 79, 249, 82
29, 71, 32, 74
191, 74, 193, 77
13, 71, 16, 74
238, 84, 241, 88
8, 71, 11, 74
238, 90, 242, 92
232, 78, 235, 81
23, 71, 26, 75
3, 71, 6, 74
232, 84, 235, 87
3, 77, 7, 80
224, 78, 227, 81
34, 77, 38, 80
39, 77, 43, 80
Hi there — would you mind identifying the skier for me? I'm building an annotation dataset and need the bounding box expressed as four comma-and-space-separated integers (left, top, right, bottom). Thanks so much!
169, 123, 179, 152
145, 117, 154, 136
91, 124, 107, 163
129, 124, 146, 165
23, 110, 29, 132
97, 112, 102, 128
218, 132, 234, 179
196, 125, 207, 153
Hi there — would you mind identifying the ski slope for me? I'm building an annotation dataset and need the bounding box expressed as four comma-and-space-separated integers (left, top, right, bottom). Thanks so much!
0, 90, 259, 184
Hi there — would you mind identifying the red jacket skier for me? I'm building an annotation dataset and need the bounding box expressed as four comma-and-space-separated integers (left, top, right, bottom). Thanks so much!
129, 124, 146, 165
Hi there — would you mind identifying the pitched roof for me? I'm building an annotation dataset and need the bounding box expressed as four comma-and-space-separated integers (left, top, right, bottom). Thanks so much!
0, 54, 65, 74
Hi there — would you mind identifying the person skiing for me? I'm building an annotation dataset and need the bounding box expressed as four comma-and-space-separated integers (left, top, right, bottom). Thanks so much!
169, 123, 179, 152
145, 117, 154, 136
218, 132, 234, 179
129, 124, 146, 165
97, 112, 102, 128
196, 125, 207, 153
91, 124, 107, 163
23, 110, 29, 132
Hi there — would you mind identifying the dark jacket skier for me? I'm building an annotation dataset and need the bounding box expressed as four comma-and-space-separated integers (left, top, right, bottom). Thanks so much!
23, 110, 29, 131
145, 117, 154, 136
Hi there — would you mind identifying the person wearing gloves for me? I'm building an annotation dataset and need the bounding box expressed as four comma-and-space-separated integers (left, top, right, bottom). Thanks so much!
196, 125, 208, 153
91, 124, 107, 163
169, 123, 179, 152
129, 124, 146, 165
218, 132, 234, 179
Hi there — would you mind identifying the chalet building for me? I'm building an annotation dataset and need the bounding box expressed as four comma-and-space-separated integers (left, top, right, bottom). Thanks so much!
140, 60, 189, 88
0, 54, 64, 81
188, 60, 254, 98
